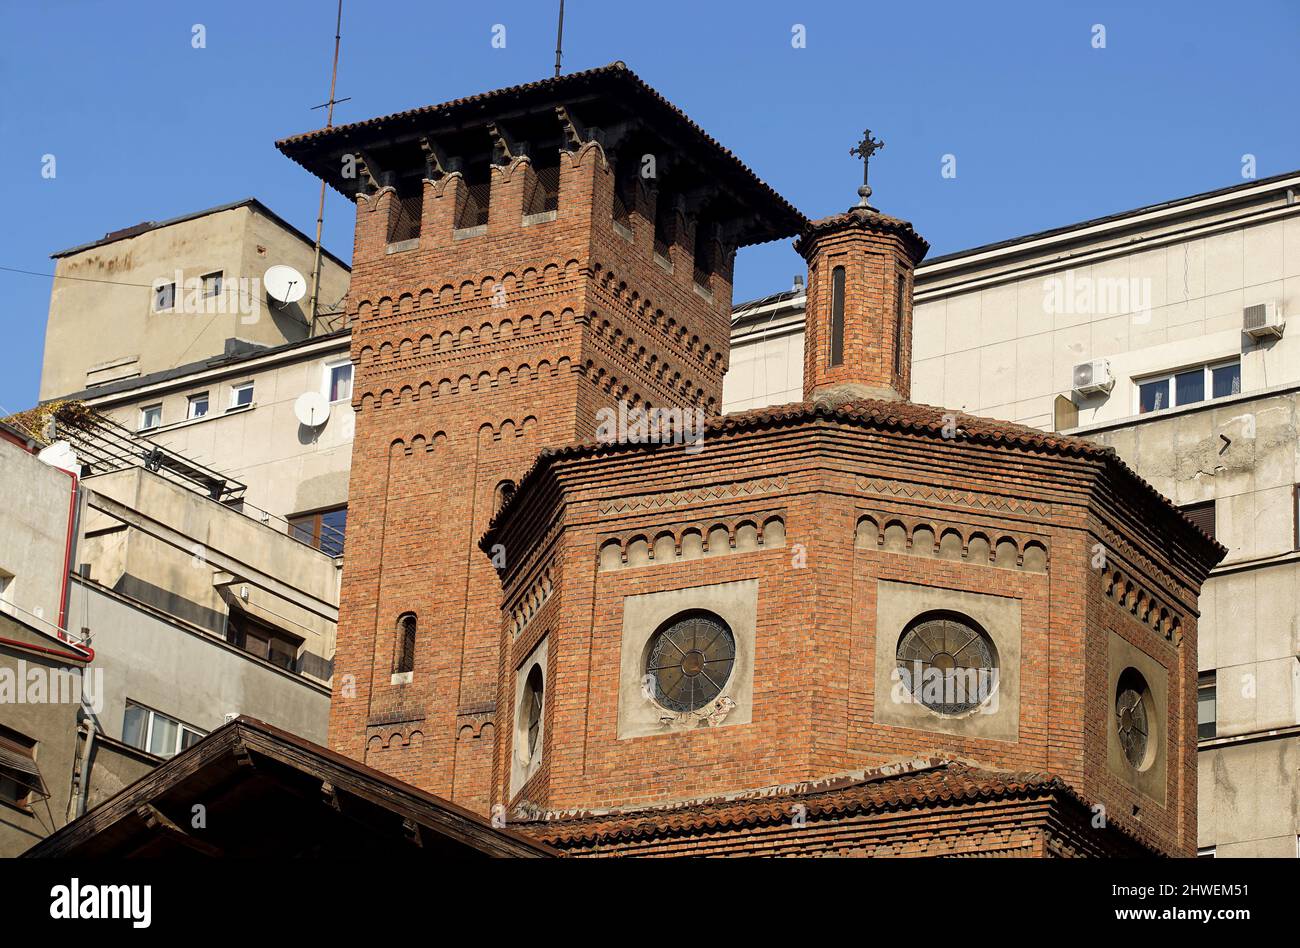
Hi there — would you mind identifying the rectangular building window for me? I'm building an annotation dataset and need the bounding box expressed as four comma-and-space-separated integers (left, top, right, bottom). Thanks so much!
187, 392, 209, 419
1138, 359, 1240, 414
139, 404, 162, 430
387, 176, 424, 243
226, 610, 302, 672
152, 281, 176, 312
229, 382, 254, 409
1198, 671, 1216, 740
324, 360, 353, 403
122, 701, 205, 760
829, 265, 846, 367
289, 505, 347, 557
201, 271, 223, 298
0, 725, 42, 809
1181, 500, 1216, 540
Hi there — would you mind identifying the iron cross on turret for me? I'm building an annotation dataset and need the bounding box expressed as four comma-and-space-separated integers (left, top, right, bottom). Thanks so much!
850, 129, 884, 207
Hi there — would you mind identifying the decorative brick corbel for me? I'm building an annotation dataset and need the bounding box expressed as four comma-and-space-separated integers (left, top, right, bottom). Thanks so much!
418, 135, 461, 182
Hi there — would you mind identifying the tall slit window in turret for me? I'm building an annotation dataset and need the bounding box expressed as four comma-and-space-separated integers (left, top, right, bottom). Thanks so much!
893, 271, 906, 376
829, 265, 846, 366
388, 176, 424, 244
394, 613, 417, 677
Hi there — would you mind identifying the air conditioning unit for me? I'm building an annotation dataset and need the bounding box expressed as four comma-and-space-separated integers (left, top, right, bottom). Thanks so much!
1072, 359, 1115, 397
1243, 302, 1284, 340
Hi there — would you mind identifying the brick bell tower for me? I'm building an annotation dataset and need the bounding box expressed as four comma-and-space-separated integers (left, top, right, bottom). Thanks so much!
276, 63, 802, 812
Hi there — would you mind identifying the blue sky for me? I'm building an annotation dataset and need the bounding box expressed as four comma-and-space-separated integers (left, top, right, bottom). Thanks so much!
1, 0, 1296, 412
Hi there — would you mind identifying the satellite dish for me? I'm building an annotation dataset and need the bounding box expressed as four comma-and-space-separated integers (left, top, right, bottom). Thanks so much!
294, 391, 331, 427
264, 265, 307, 304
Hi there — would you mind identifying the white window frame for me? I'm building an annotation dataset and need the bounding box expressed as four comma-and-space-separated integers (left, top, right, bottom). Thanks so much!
229, 381, 254, 410
186, 392, 210, 420
323, 359, 353, 404
139, 404, 162, 430
1135, 358, 1241, 415
123, 701, 206, 760
152, 281, 176, 313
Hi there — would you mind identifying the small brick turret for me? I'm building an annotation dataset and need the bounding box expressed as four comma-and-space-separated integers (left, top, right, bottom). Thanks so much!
795, 206, 928, 404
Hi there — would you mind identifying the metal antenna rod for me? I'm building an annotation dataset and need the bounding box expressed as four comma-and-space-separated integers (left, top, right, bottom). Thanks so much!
554, 0, 565, 77
308, 0, 345, 335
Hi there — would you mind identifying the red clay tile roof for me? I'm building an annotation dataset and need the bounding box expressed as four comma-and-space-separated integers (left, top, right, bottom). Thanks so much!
521, 759, 1157, 852
795, 205, 930, 263
483, 397, 1226, 569
275, 61, 804, 241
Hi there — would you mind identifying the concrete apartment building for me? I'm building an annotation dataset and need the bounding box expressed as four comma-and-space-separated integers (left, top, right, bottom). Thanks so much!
41, 199, 355, 553
41, 198, 351, 401
725, 169, 1300, 857
0, 407, 337, 855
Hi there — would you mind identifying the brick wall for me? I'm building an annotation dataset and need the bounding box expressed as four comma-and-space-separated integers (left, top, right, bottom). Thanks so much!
489, 418, 1210, 856
331, 140, 738, 812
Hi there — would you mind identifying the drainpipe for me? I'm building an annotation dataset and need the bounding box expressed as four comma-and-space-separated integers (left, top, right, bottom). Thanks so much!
67, 707, 97, 827
66, 713, 97, 824
55, 469, 80, 635
0, 635, 92, 663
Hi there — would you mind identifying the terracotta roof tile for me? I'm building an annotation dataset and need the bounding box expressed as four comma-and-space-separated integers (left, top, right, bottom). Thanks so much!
275, 61, 804, 240
795, 205, 930, 263
484, 398, 1226, 566
521, 759, 1157, 852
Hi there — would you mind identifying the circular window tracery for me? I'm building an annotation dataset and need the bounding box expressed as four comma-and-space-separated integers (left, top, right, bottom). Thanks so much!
1116, 668, 1153, 770
895, 612, 997, 714
646, 611, 735, 713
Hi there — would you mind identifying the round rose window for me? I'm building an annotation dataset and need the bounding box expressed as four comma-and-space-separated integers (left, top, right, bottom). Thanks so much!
895, 613, 997, 714
646, 611, 736, 713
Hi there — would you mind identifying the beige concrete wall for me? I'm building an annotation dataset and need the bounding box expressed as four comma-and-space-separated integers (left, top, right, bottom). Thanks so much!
40, 203, 350, 401
80, 466, 339, 673
722, 304, 805, 411
84, 338, 354, 525
66, 579, 330, 750
910, 214, 1300, 429
0, 616, 84, 856
0, 437, 73, 634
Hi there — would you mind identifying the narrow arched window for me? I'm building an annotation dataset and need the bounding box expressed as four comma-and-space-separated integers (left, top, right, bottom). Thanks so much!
394, 613, 417, 675
830, 265, 846, 366
893, 270, 906, 375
